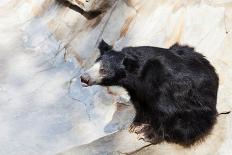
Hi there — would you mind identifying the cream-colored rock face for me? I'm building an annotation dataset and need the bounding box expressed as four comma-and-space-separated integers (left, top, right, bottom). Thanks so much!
0, 0, 232, 155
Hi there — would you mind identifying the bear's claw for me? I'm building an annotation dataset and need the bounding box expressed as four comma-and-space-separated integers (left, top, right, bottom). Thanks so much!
130, 123, 163, 144
134, 124, 151, 134
129, 122, 141, 133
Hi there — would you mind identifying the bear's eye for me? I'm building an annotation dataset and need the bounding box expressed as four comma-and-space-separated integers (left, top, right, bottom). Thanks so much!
99, 68, 106, 74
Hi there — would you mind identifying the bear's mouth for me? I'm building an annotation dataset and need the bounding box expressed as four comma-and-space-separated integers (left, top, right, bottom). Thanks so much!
80, 75, 90, 87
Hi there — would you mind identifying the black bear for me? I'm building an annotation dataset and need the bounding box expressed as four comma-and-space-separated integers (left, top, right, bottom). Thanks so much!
80, 40, 219, 146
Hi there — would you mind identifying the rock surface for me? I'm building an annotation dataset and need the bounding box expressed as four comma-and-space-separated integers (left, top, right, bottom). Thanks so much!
0, 0, 231, 155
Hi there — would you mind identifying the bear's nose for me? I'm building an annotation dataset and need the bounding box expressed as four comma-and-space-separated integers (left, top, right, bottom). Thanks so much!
80, 73, 90, 87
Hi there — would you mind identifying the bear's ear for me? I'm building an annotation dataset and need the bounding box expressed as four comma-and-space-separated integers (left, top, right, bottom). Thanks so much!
98, 39, 112, 55
122, 56, 139, 72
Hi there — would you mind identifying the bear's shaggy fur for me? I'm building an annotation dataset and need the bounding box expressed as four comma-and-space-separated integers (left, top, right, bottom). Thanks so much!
80, 40, 219, 146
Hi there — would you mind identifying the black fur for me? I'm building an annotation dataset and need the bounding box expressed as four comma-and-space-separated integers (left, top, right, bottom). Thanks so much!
98, 40, 113, 55
97, 40, 219, 146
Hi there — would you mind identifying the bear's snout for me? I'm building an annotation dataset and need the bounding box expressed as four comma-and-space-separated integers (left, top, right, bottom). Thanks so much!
80, 73, 90, 87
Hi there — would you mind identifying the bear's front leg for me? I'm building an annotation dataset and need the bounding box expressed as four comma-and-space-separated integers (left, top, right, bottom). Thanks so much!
129, 109, 152, 132
129, 100, 151, 132
128, 108, 163, 144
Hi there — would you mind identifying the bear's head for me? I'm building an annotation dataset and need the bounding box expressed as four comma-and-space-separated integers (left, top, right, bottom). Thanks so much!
80, 40, 138, 87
